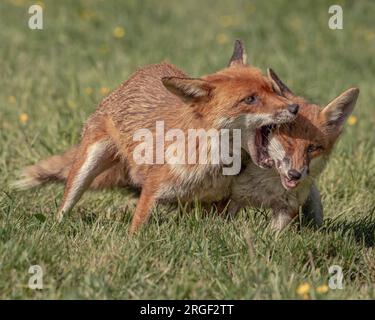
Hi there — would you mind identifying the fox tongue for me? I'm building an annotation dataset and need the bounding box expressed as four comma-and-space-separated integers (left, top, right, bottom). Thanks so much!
285, 179, 298, 188
282, 175, 298, 189
247, 126, 274, 169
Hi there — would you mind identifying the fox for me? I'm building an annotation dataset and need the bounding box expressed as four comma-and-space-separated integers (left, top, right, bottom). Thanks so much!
14, 40, 299, 234
228, 68, 360, 230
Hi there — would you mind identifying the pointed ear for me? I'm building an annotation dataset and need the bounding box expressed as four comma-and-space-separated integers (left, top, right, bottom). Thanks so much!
267, 68, 293, 97
162, 77, 213, 102
228, 39, 247, 67
321, 87, 359, 132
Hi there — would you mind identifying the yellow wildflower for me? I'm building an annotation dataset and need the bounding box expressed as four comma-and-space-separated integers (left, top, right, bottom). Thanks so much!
288, 17, 302, 31
100, 86, 110, 95
9, 0, 26, 7
67, 99, 77, 109
316, 284, 329, 294
113, 26, 125, 39
81, 9, 96, 21
347, 115, 357, 126
19, 113, 29, 124
8, 96, 17, 104
219, 15, 235, 28
216, 33, 229, 45
364, 30, 375, 42
296, 282, 310, 296
84, 87, 93, 96
302, 293, 310, 300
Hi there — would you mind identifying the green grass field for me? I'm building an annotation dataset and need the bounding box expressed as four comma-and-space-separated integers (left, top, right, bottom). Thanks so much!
0, 0, 374, 299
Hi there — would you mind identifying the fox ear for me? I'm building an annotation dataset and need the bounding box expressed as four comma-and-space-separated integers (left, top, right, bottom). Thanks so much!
321, 87, 359, 132
228, 39, 247, 67
162, 77, 213, 102
267, 68, 293, 97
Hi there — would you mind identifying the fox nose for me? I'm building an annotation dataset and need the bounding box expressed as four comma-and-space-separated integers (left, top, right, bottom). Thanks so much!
287, 169, 302, 180
287, 104, 299, 115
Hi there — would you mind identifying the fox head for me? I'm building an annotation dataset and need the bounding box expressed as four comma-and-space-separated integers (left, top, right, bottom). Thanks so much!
265, 69, 359, 190
161, 40, 299, 168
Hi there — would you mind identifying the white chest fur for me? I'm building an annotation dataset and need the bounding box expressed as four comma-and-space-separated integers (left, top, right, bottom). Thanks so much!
231, 161, 312, 212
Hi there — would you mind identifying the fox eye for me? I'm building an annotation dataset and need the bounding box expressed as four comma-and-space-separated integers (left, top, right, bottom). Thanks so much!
307, 144, 323, 153
243, 95, 258, 105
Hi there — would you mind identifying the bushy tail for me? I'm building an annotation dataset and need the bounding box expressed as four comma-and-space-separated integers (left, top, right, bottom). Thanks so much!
12, 145, 130, 190
12, 146, 78, 190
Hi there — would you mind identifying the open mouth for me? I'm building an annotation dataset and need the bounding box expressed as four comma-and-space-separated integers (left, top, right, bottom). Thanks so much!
280, 174, 299, 190
248, 124, 275, 169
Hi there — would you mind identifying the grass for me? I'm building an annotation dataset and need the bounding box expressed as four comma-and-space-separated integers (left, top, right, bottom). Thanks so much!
0, 0, 374, 299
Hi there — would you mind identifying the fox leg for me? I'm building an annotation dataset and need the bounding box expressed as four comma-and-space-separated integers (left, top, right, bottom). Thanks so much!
270, 209, 298, 231
129, 186, 157, 235
90, 163, 130, 189
301, 183, 323, 227
227, 199, 242, 217
57, 138, 116, 221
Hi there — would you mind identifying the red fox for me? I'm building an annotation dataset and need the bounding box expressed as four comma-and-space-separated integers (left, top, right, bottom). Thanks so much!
229, 69, 359, 230
15, 40, 299, 234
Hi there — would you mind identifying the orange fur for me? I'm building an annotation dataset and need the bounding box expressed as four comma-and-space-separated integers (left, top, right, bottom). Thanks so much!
16, 41, 300, 233
229, 69, 359, 230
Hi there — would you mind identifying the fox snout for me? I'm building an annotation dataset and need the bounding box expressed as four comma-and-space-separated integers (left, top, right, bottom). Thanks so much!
272, 103, 299, 124
287, 169, 302, 180
287, 166, 309, 180
279, 164, 309, 190
287, 104, 299, 115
